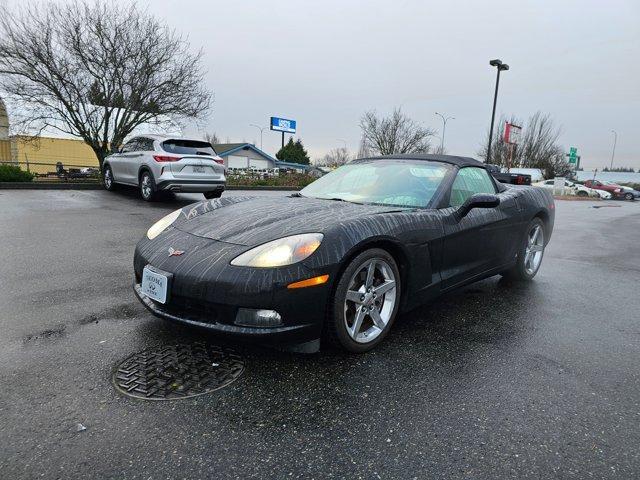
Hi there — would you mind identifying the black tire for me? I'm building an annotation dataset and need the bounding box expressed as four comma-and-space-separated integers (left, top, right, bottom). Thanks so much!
502, 217, 546, 281
576, 190, 588, 197
624, 192, 633, 201
204, 190, 223, 199
139, 170, 157, 202
103, 165, 117, 191
325, 248, 401, 353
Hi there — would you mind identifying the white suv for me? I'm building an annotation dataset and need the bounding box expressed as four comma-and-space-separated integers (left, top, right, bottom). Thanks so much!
102, 135, 226, 201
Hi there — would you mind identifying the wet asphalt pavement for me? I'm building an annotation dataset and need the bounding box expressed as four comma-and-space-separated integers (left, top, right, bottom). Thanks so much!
0, 188, 639, 479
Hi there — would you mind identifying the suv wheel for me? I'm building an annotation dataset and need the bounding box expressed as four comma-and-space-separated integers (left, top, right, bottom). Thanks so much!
103, 165, 116, 191
139, 171, 156, 201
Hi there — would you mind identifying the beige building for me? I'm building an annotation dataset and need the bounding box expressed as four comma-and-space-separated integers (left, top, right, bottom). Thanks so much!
0, 96, 98, 174
0, 95, 188, 175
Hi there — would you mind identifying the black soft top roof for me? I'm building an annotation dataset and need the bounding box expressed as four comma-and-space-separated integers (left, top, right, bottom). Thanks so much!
358, 154, 485, 168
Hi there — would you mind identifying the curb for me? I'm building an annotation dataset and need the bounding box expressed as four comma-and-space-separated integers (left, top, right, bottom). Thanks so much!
225, 185, 300, 191
0, 182, 301, 191
0, 182, 103, 190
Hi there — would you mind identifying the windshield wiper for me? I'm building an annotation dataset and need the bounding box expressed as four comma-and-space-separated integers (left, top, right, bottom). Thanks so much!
325, 197, 362, 205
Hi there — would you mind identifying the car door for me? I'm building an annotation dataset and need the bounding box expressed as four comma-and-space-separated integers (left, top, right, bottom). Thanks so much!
132, 137, 155, 182
440, 166, 520, 289
118, 137, 144, 184
106, 140, 129, 183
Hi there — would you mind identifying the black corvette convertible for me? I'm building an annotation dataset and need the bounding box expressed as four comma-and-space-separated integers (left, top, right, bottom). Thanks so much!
134, 154, 554, 352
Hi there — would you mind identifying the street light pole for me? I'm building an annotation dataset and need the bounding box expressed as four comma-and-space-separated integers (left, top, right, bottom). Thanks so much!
249, 124, 265, 150
486, 59, 509, 163
434, 112, 454, 152
610, 130, 617, 170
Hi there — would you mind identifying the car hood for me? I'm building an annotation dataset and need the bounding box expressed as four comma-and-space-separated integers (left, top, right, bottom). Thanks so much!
174, 196, 406, 246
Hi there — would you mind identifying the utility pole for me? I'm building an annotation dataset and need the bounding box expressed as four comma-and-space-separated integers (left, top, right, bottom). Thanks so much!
434, 112, 454, 152
249, 124, 265, 150
487, 59, 509, 163
610, 130, 617, 170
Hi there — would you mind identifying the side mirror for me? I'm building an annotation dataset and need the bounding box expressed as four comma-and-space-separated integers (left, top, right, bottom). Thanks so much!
454, 193, 500, 221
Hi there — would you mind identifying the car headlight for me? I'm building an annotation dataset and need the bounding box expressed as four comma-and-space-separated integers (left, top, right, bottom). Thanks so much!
146, 209, 182, 240
230, 233, 323, 267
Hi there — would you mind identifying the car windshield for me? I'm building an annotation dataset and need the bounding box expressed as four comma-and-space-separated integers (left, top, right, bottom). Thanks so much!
300, 160, 451, 208
162, 139, 216, 156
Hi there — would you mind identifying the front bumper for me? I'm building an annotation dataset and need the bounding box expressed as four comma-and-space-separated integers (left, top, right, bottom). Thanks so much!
133, 230, 335, 346
133, 283, 319, 344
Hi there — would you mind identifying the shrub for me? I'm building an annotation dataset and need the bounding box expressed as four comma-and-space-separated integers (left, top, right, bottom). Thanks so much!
0, 164, 35, 182
227, 173, 316, 188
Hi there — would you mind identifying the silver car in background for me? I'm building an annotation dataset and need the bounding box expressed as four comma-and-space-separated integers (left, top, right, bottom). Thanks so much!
103, 135, 226, 201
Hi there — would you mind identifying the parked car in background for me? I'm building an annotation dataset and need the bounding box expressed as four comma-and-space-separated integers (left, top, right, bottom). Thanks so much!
508, 167, 545, 183
615, 183, 640, 200
533, 179, 611, 199
583, 179, 637, 200
486, 164, 531, 185
103, 135, 226, 201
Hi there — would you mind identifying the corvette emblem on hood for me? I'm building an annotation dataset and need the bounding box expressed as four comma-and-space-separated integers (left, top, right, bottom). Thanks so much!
168, 247, 185, 257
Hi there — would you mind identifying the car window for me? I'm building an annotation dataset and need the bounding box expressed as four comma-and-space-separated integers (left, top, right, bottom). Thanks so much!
162, 139, 215, 156
137, 137, 155, 151
449, 167, 496, 207
121, 138, 140, 153
300, 160, 451, 208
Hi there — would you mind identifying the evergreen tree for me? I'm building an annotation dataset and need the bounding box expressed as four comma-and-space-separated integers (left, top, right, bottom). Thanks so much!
276, 138, 310, 165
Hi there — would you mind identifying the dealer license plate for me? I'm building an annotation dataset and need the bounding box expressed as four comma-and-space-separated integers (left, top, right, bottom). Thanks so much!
141, 266, 169, 304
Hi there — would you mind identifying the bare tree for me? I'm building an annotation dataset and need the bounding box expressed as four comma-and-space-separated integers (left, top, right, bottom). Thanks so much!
357, 133, 373, 159
432, 143, 447, 155
479, 111, 570, 178
204, 132, 220, 146
316, 147, 351, 167
359, 108, 435, 156
0, 1, 211, 170
478, 114, 521, 166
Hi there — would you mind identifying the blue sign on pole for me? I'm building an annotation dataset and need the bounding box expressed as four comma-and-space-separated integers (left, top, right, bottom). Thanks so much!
270, 117, 296, 134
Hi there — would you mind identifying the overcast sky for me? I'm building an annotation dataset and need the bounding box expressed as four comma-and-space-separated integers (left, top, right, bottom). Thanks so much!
8, 0, 640, 168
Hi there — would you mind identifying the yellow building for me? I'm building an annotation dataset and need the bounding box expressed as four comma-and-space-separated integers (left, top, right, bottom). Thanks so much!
11, 136, 98, 175
1, 95, 182, 175
0, 96, 98, 174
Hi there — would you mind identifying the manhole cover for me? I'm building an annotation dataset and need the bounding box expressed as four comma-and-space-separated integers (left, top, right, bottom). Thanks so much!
113, 343, 244, 400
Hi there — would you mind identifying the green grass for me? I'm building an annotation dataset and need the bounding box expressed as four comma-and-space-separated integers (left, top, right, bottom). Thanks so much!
0, 164, 35, 182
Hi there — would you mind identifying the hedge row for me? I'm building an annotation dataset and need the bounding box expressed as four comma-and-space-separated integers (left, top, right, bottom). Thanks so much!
227, 173, 316, 188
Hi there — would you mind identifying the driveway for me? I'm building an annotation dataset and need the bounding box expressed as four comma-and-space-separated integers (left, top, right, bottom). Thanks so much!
0, 190, 639, 479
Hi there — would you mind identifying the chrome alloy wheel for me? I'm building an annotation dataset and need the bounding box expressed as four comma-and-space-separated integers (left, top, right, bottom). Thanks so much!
104, 168, 112, 188
344, 258, 397, 343
141, 174, 152, 199
524, 224, 544, 275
